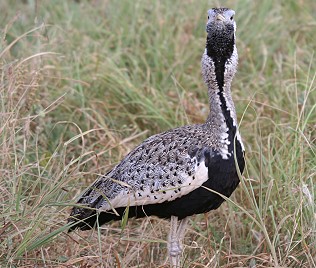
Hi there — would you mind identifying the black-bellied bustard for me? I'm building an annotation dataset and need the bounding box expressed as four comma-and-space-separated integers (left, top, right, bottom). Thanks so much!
68, 8, 245, 267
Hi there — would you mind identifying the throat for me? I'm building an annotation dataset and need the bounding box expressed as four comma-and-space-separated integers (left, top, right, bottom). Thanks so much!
206, 35, 234, 73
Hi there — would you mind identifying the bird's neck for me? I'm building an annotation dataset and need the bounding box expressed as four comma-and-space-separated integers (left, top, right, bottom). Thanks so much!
201, 46, 244, 158
208, 82, 238, 129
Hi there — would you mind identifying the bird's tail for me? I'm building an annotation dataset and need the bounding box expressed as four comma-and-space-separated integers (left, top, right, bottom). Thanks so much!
68, 205, 99, 232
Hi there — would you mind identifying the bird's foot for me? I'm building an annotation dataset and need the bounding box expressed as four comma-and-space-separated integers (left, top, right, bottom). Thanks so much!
169, 240, 182, 267
169, 240, 182, 257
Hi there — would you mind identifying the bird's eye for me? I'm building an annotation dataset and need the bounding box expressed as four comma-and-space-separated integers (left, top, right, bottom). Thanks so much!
230, 16, 234, 20
208, 15, 209, 19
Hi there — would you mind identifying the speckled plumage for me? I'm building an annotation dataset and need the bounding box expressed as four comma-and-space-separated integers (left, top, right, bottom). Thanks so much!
68, 8, 245, 234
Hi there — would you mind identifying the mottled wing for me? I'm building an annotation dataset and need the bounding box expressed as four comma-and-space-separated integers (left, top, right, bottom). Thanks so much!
69, 125, 215, 228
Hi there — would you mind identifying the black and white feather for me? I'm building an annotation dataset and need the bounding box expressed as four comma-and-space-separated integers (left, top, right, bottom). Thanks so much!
68, 7, 245, 264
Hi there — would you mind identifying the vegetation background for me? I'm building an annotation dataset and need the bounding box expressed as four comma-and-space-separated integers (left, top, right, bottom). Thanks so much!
1, 0, 315, 267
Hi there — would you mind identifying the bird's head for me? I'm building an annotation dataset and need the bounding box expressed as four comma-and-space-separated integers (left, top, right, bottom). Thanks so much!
205, 8, 236, 60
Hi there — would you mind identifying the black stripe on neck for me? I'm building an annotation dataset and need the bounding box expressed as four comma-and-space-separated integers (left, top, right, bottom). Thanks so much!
217, 88, 244, 159
206, 35, 241, 155
218, 90, 236, 151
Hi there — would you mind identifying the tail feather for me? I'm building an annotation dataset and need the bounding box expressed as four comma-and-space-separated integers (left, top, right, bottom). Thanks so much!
68, 206, 98, 232
68, 191, 105, 232
68, 192, 123, 232
68, 205, 128, 232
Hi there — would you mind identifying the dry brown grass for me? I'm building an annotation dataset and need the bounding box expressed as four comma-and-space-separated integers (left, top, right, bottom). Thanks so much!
1, 0, 315, 267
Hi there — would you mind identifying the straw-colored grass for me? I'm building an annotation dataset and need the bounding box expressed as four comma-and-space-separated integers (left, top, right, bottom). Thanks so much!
1, 0, 315, 267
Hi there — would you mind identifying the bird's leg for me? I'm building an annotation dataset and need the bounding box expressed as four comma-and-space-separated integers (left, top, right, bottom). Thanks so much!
176, 217, 189, 251
168, 216, 189, 267
169, 216, 180, 256
168, 216, 181, 267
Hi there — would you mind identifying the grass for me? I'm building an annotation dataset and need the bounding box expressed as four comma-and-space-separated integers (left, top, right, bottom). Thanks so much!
0, 0, 315, 267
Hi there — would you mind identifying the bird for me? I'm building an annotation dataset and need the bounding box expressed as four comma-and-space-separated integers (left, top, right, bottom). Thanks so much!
68, 7, 245, 267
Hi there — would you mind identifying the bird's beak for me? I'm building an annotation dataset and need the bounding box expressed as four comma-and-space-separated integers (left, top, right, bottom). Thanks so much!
216, 14, 226, 22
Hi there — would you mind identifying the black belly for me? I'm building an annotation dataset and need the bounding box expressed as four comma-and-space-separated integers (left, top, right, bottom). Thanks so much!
91, 151, 245, 228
